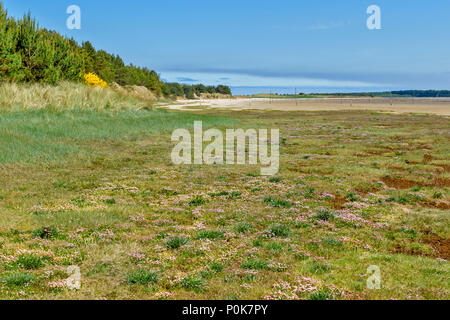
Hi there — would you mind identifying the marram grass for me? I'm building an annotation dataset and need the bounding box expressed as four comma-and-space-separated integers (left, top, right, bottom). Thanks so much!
0, 81, 152, 111
0, 83, 235, 165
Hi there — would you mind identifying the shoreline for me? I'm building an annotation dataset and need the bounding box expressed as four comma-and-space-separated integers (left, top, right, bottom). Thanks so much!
161, 97, 450, 116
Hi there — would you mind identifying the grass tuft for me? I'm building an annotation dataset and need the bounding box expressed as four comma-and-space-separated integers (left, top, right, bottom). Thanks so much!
197, 230, 224, 240
241, 258, 269, 270
16, 255, 45, 270
315, 210, 335, 221
1, 272, 36, 287
126, 270, 158, 285
166, 237, 189, 249
32, 226, 58, 239
180, 276, 207, 293
268, 224, 291, 238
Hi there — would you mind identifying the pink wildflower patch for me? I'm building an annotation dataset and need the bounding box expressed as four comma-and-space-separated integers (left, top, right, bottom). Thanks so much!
97, 229, 115, 242
47, 280, 68, 289
129, 252, 146, 260
337, 212, 367, 224
321, 193, 335, 199
154, 292, 174, 299
265, 277, 342, 300
130, 214, 147, 224
265, 277, 320, 300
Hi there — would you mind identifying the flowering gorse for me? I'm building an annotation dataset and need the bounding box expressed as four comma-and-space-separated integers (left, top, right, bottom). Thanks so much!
83, 73, 107, 88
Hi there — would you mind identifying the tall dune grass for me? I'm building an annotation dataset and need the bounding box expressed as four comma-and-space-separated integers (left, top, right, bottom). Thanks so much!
0, 82, 153, 111
0, 82, 236, 165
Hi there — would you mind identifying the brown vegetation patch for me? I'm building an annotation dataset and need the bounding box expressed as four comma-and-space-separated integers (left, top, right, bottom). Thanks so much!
365, 150, 387, 156
354, 153, 369, 158
391, 244, 430, 258
422, 233, 450, 260
381, 176, 419, 189
382, 175, 449, 189
414, 143, 433, 151
423, 154, 433, 163
387, 166, 408, 172
391, 233, 449, 260
331, 195, 347, 209
354, 183, 383, 195
435, 201, 450, 210
433, 164, 450, 173
428, 177, 450, 188
419, 200, 450, 210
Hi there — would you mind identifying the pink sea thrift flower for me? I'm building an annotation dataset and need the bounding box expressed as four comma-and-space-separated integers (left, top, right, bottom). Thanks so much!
129, 252, 145, 260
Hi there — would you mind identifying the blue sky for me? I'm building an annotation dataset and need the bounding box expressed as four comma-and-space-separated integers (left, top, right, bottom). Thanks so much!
3, 0, 450, 93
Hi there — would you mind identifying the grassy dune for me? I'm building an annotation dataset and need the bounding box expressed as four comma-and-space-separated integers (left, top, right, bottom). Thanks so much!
0, 82, 155, 111
0, 86, 448, 300
0, 83, 234, 165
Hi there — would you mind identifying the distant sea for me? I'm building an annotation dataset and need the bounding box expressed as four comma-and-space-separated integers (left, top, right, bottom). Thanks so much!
230, 86, 399, 96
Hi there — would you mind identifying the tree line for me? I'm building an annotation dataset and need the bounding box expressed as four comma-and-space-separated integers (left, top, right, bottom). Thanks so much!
390, 90, 450, 98
0, 2, 231, 98
321, 90, 450, 98
163, 83, 231, 99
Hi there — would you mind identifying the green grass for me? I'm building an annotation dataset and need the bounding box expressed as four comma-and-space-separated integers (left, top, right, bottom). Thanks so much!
241, 259, 269, 270
0, 108, 235, 164
268, 224, 291, 238
309, 261, 331, 274
166, 237, 189, 249
180, 276, 208, 293
15, 255, 45, 270
126, 270, 158, 285
263, 196, 292, 208
0, 95, 449, 300
266, 241, 284, 251
1, 273, 36, 287
32, 226, 59, 239
235, 222, 254, 234
34, 210, 126, 231
309, 288, 336, 300
315, 209, 335, 221
188, 196, 207, 206
197, 230, 224, 240
209, 262, 224, 272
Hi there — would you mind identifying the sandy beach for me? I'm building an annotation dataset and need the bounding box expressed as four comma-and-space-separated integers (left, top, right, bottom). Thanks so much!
163, 97, 450, 116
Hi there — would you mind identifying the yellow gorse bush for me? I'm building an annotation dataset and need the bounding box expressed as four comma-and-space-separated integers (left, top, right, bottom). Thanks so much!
83, 73, 108, 88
